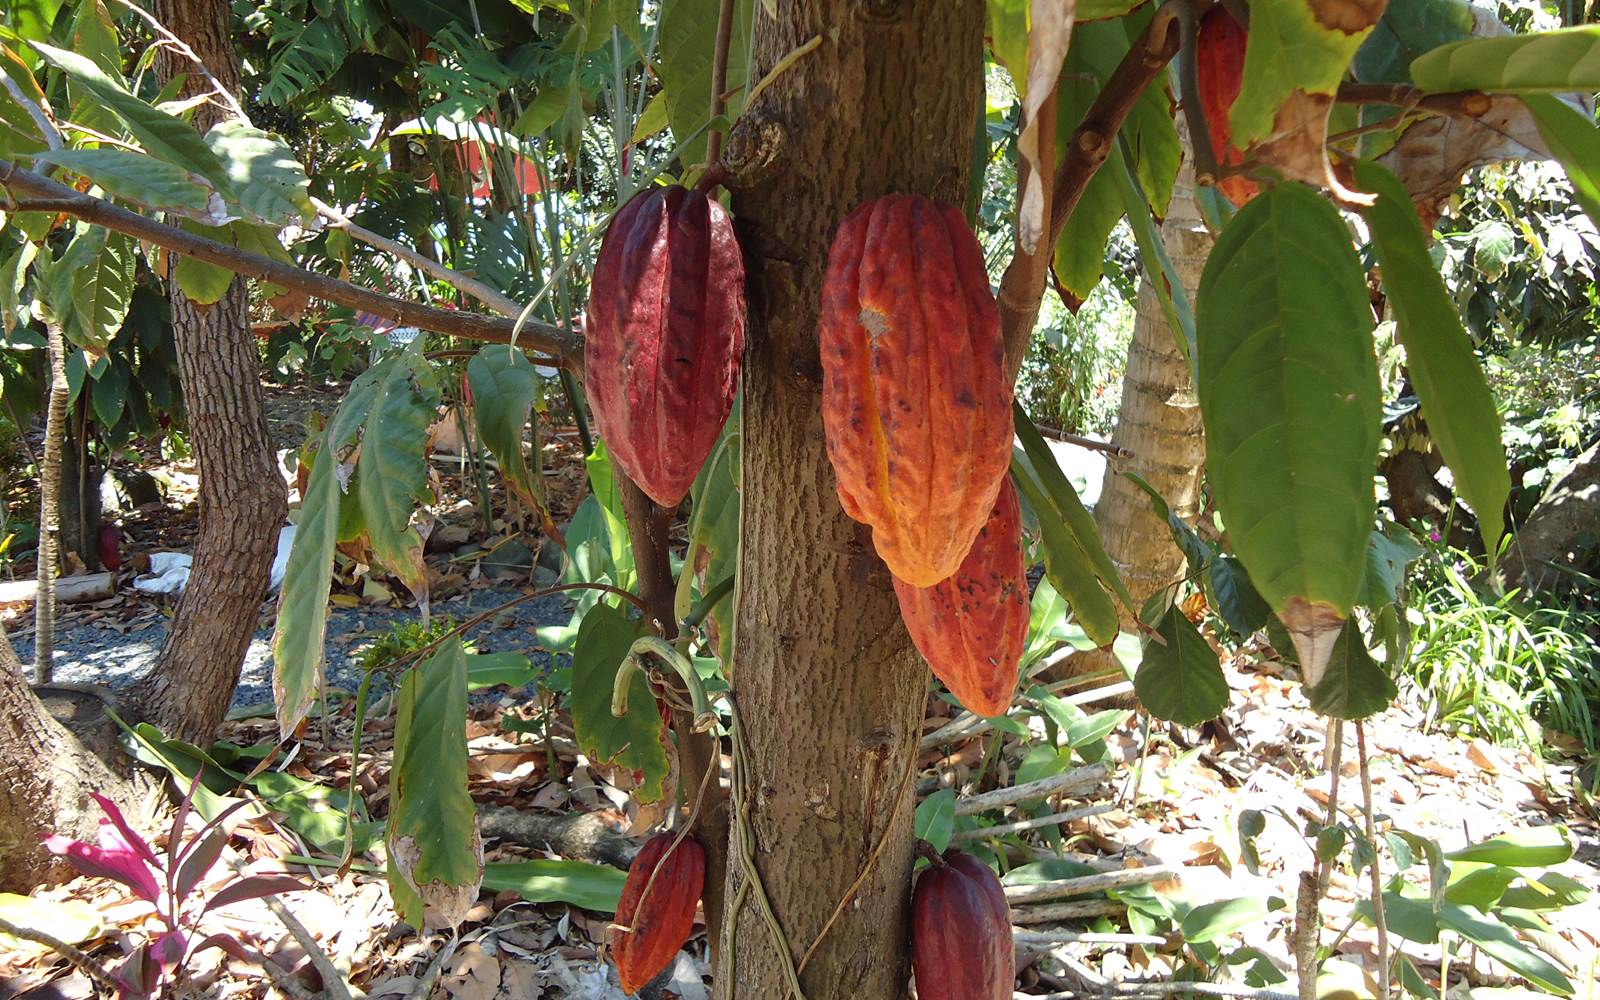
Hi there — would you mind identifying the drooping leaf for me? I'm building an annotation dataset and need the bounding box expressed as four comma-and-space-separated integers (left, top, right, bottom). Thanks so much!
570, 603, 671, 804
1209, 555, 1271, 637
514, 82, 573, 139
1359, 525, 1424, 609
468, 345, 554, 530
55, 227, 134, 355
1134, 606, 1226, 725
1436, 905, 1574, 994
30, 149, 216, 216
1355, 160, 1510, 561
1411, 25, 1600, 94
203, 120, 314, 226
1304, 619, 1396, 720
358, 351, 437, 600
1445, 827, 1573, 868
657, 0, 752, 168
1012, 455, 1120, 646
387, 637, 482, 931
1114, 144, 1195, 361
1196, 182, 1379, 682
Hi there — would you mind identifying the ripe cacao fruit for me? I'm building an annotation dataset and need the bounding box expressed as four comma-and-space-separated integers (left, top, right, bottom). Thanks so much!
893, 477, 1027, 718
609, 832, 705, 995
585, 185, 745, 508
912, 848, 1014, 1000
1196, 6, 1259, 206
818, 194, 1013, 587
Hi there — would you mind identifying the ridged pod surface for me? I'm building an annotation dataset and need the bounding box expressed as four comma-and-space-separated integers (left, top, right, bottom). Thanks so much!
912, 849, 1014, 1000
609, 832, 705, 994
585, 185, 745, 507
1197, 6, 1259, 206
819, 194, 1013, 587
892, 477, 1028, 717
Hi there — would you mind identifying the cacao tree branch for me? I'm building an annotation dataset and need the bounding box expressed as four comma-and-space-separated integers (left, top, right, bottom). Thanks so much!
0, 162, 585, 367
703, 0, 739, 170
997, 0, 1186, 381
1334, 83, 1497, 119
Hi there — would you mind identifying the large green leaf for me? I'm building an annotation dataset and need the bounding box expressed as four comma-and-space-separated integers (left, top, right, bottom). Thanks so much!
1352, 0, 1475, 85
1229, 0, 1380, 147
657, 0, 752, 168
1180, 895, 1286, 944
1134, 606, 1226, 726
1011, 455, 1120, 647
26, 41, 233, 197
30, 148, 216, 215
1446, 827, 1573, 867
1524, 94, 1600, 236
387, 637, 481, 930
468, 345, 546, 519
1355, 161, 1509, 561
1196, 182, 1379, 676
358, 351, 436, 598
481, 860, 626, 912
585, 440, 636, 592
1436, 905, 1574, 994
570, 603, 671, 803
50, 226, 134, 355
1411, 25, 1600, 94
271, 365, 387, 736
204, 120, 314, 226
1304, 619, 1396, 719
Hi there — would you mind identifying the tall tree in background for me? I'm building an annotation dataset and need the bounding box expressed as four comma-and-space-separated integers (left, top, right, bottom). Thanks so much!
126, 0, 286, 743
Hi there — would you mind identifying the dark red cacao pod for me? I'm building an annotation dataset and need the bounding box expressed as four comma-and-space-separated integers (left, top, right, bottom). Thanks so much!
1197, 6, 1259, 206
818, 194, 1013, 587
912, 849, 1014, 1000
609, 832, 705, 995
97, 523, 122, 573
585, 185, 745, 507
892, 477, 1027, 718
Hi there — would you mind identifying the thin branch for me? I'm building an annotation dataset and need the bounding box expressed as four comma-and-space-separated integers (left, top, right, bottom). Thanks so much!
0, 162, 583, 366
955, 763, 1108, 816
1335, 83, 1496, 119
951, 802, 1113, 844
0, 915, 122, 993
1, 77, 63, 151
703, 0, 738, 170
1010, 898, 1127, 924
1357, 723, 1390, 1000
1021, 983, 1299, 1000
311, 196, 521, 317
1002, 865, 1181, 905
1013, 928, 1168, 948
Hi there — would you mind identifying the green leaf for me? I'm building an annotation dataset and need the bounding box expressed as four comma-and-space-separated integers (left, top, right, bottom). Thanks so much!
1361, 892, 1439, 944
1196, 182, 1379, 622
172, 221, 236, 304
1360, 525, 1425, 609
387, 637, 482, 930
1445, 827, 1573, 867
1444, 865, 1520, 910
1013, 457, 1120, 646
1352, 0, 1475, 85
570, 603, 671, 803
1437, 905, 1574, 994
914, 788, 956, 853
1355, 161, 1510, 561
1304, 619, 1396, 720
1229, 0, 1381, 147
30, 148, 216, 215
657, 0, 752, 167
1210, 556, 1271, 637
481, 859, 627, 912
1412, 25, 1600, 94
26, 41, 233, 196
631, 89, 670, 143
1179, 895, 1285, 943
359, 352, 436, 599
251, 770, 377, 855
468, 345, 547, 522
1498, 873, 1590, 911
466, 652, 537, 692
1124, 472, 1209, 575
1134, 606, 1226, 726
585, 440, 636, 592
91, 357, 128, 428
204, 120, 314, 225
56, 228, 134, 354
514, 83, 573, 139
1524, 94, 1600, 238
1114, 144, 1195, 360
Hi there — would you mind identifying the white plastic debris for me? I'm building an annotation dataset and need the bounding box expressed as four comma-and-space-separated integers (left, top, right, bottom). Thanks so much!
133, 525, 298, 596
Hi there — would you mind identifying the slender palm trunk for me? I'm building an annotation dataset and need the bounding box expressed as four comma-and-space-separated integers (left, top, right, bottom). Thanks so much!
32, 320, 67, 684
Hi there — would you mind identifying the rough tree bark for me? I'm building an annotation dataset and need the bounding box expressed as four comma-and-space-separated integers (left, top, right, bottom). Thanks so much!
32, 320, 67, 684
126, 0, 287, 743
717, 4, 985, 997
1066, 137, 1207, 683
1500, 438, 1600, 589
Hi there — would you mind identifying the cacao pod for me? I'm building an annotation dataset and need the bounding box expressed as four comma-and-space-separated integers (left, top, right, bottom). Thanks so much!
893, 477, 1027, 718
1196, 6, 1259, 206
585, 185, 745, 507
818, 194, 1013, 587
912, 848, 1014, 1000
609, 832, 705, 995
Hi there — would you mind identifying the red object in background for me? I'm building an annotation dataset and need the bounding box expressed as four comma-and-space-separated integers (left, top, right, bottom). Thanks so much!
423, 135, 545, 199
1196, 5, 1259, 206
97, 523, 122, 572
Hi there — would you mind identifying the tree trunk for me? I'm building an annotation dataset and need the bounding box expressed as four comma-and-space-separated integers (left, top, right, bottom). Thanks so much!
1499, 437, 1600, 590
717, 5, 984, 998
32, 320, 67, 684
127, 0, 286, 744
1066, 139, 1207, 682
0, 627, 124, 892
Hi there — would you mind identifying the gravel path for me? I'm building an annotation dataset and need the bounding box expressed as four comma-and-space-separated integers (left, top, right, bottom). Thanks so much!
12, 586, 573, 708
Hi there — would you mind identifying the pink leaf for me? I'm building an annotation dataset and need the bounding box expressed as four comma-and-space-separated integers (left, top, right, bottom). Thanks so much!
44, 832, 162, 903
201, 874, 308, 916
90, 793, 162, 869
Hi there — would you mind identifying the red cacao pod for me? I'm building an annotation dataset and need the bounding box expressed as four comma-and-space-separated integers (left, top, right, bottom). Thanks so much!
912, 849, 1014, 1000
818, 194, 1013, 587
892, 477, 1027, 718
97, 523, 122, 573
609, 832, 705, 994
585, 185, 745, 507
1196, 6, 1259, 206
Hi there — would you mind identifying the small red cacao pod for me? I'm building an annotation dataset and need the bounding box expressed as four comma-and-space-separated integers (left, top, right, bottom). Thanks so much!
892, 477, 1027, 718
818, 194, 1013, 587
1196, 6, 1259, 206
97, 523, 122, 573
585, 185, 745, 507
912, 849, 1014, 1000
609, 832, 705, 995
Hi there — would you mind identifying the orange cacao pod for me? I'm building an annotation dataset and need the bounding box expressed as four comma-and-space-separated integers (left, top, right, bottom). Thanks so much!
892, 477, 1027, 717
585, 185, 745, 507
609, 832, 705, 994
819, 194, 1013, 587
912, 849, 1014, 1000
1197, 6, 1259, 206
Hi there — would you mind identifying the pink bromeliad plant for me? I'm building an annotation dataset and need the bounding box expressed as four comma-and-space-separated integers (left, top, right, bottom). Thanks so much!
43, 774, 305, 998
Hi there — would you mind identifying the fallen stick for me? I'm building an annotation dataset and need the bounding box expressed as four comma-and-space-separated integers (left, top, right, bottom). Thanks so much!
1010, 898, 1126, 924
1003, 865, 1181, 905
921, 683, 1133, 752
1014, 928, 1167, 948
1017, 984, 1298, 1000
955, 764, 1108, 817
0, 572, 114, 605
953, 803, 1113, 844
